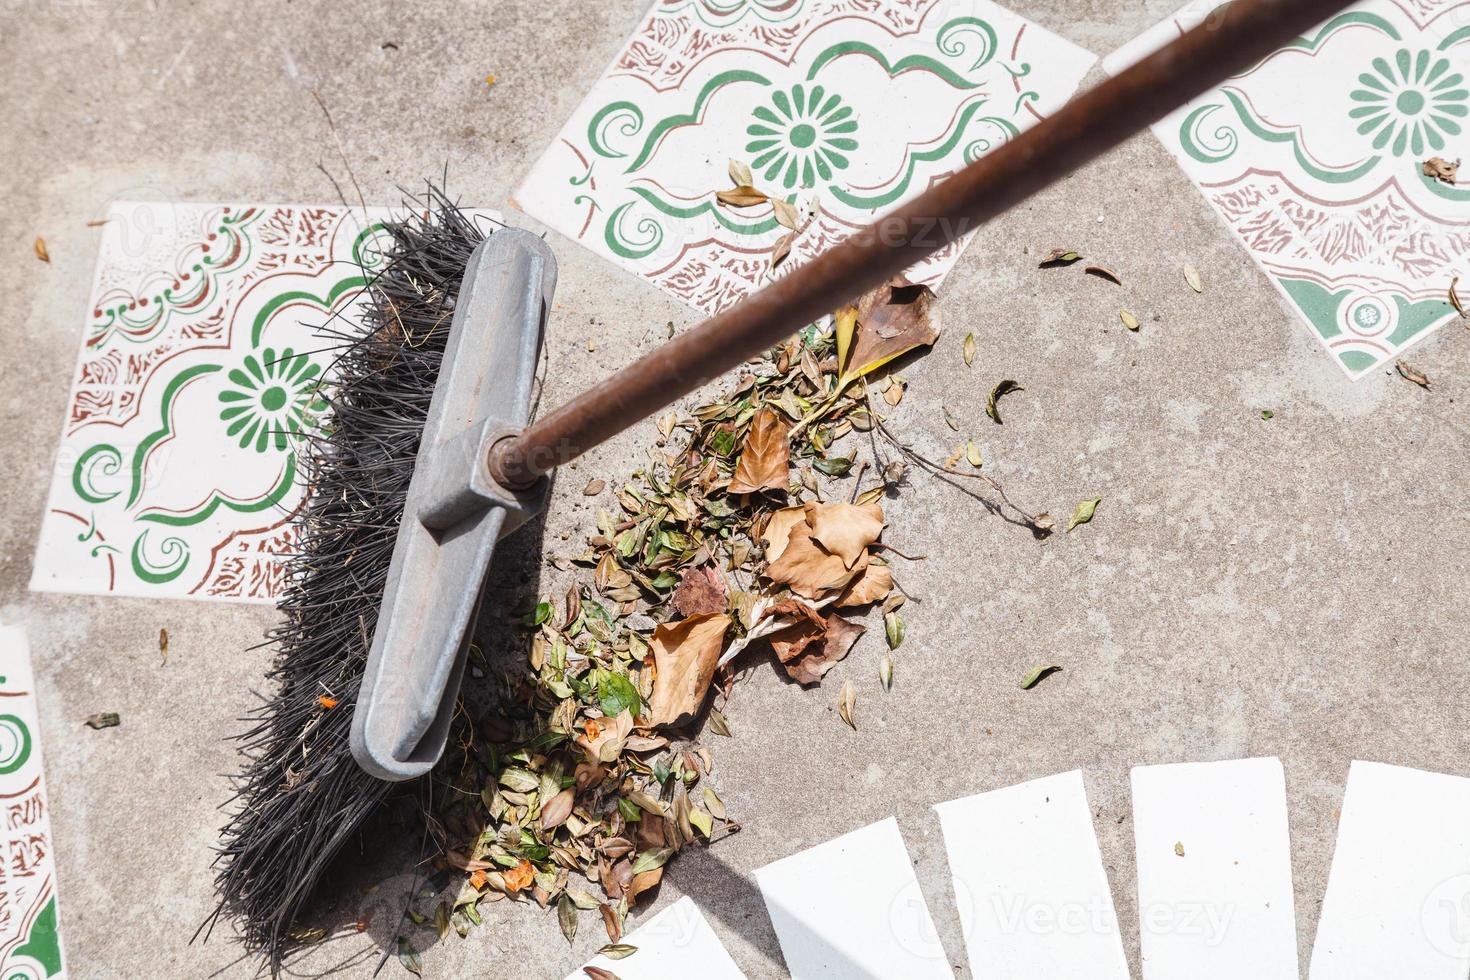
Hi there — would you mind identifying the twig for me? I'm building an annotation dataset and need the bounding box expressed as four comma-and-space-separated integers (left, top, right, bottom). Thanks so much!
312, 89, 369, 216
861, 381, 1046, 532
848, 459, 869, 503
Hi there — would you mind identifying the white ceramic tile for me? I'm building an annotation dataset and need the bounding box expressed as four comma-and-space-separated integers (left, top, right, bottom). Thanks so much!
755, 816, 951, 979
933, 769, 1128, 980
517, 0, 1096, 314
1309, 760, 1470, 979
564, 895, 744, 979
0, 627, 66, 979
1104, 1, 1470, 379
1131, 757, 1298, 980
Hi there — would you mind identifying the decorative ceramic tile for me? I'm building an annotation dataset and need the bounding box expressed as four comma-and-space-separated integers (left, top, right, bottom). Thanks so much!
516, 0, 1096, 314
1104, 1, 1470, 379
0, 627, 66, 980
31, 202, 395, 603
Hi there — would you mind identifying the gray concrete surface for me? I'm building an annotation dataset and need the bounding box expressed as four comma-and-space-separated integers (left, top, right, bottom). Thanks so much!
3, 1, 1469, 977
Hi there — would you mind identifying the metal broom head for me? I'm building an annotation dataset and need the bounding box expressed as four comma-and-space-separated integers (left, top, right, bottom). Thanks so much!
208, 188, 489, 968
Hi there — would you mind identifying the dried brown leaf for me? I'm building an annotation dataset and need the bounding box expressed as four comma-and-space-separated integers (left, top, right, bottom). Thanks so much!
1451, 277, 1466, 320
1085, 264, 1122, 285
716, 186, 769, 208
1396, 359, 1431, 388
771, 197, 801, 231
835, 561, 892, 608
1423, 156, 1460, 184
761, 599, 865, 685
34, 237, 49, 263
647, 614, 732, 727
765, 521, 864, 599
541, 787, 575, 831
728, 407, 790, 494
671, 565, 727, 618
837, 276, 941, 382
583, 478, 606, 496
806, 500, 884, 568
770, 231, 794, 270
837, 680, 857, 730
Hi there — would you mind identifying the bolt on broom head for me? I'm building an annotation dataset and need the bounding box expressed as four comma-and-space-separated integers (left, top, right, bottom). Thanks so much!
205, 188, 491, 969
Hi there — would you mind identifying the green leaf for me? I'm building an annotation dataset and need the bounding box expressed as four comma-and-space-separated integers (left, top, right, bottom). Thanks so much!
1020, 664, 1062, 690
631, 847, 674, 875
616, 796, 643, 822
396, 938, 422, 977
986, 380, 1023, 425
521, 601, 553, 627
1260, 408, 1274, 420
884, 611, 905, 650
558, 893, 578, 944
1067, 497, 1101, 532
597, 670, 642, 719
813, 454, 853, 476
962, 332, 976, 366
688, 806, 713, 838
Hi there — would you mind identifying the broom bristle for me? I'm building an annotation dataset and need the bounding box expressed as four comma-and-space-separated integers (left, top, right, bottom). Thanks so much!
208, 189, 489, 968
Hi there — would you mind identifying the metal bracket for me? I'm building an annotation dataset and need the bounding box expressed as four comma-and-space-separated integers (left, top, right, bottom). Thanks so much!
351, 229, 556, 782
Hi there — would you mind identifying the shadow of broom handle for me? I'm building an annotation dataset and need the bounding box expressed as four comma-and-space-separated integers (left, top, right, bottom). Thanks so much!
488, 0, 1353, 490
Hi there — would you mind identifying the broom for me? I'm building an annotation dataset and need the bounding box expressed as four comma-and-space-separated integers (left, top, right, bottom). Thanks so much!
211, 0, 1352, 966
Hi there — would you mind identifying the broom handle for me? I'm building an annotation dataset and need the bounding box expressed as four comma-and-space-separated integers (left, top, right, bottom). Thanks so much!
489, 0, 1351, 488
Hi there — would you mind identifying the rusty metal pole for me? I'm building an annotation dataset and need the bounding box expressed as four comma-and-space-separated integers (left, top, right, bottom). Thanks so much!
489, 0, 1352, 488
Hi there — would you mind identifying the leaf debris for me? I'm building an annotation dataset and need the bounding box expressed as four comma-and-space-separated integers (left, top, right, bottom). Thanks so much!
986, 380, 1024, 425
1020, 665, 1061, 690
1396, 359, 1430, 389
1067, 497, 1101, 532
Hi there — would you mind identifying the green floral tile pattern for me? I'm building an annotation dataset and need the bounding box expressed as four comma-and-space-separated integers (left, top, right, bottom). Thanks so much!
0, 627, 67, 980
31, 202, 396, 603
516, 0, 1096, 315
1104, 0, 1470, 380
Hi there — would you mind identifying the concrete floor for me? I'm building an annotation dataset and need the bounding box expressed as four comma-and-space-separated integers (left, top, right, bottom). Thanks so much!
4, 1, 1469, 977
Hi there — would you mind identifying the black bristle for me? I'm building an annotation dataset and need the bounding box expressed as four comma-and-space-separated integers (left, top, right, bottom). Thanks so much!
207, 188, 490, 969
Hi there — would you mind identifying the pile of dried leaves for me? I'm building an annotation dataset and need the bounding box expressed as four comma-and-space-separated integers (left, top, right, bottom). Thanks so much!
411, 277, 968, 961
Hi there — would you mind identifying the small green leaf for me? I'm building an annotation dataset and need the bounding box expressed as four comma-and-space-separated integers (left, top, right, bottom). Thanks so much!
1020, 664, 1062, 690
522, 601, 553, 626
965, 440, 982, 468
884, 611, 905, 650
879, 654, 893, 691
688, 806, 713, 837
597, 670, 642, 719
558, 893, 578, 944
703, 786, 727, 820
616, 796, 643, 822
1040, 248, 1082, 266
986, 380, 1023, 425
813, 454, 853, 477
396, 938, 422, 977
1260, 408, 1274, 420
962, 332, 976, 366
1067, 497, 1101, 532
631, 847, 673, 875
